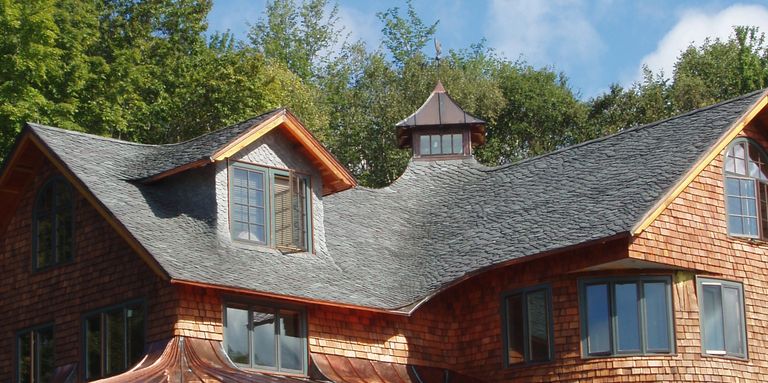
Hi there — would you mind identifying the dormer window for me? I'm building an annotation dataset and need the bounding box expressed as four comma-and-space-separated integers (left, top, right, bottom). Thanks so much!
229, 162, 312, 252
724, 138, 768, 239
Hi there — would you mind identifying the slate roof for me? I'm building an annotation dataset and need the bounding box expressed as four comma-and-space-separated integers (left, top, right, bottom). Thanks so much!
23, 89, 766, 312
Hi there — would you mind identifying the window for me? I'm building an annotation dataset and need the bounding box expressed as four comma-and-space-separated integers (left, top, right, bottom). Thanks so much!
579, 276, 674, 357
223, 303, 306, 374
697, 278, 747, 358
724, 139, 768, 238
84, 301, 145, 380
229, 162, 312, 252
502, 285, 553, 366
418, 133, 464, 156
33, 178, 73, 269
17, 325, 54, 383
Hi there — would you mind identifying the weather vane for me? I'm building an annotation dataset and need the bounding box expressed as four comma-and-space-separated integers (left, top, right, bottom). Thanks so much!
434, 38, 442, 80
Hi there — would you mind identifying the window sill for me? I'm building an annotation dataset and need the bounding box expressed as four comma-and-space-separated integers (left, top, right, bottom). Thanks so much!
701, 352, 748, 362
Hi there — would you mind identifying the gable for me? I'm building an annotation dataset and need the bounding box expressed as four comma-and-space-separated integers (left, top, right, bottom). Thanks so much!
632, 91, 768, 235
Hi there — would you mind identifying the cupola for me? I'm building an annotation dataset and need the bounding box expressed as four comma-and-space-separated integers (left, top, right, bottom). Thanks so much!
395, 81, 486, 159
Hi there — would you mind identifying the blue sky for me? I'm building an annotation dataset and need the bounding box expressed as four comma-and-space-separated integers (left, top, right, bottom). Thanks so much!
207, 1, 768, 99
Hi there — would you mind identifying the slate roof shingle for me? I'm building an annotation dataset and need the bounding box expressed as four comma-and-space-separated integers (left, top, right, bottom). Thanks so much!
24, 89, 766, 312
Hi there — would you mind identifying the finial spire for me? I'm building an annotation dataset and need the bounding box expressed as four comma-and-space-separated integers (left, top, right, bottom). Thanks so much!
434, 38, 442, 81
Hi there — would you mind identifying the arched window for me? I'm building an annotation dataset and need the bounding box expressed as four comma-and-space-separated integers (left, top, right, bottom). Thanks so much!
33, 178, 73, 268
724, 139, 768, 238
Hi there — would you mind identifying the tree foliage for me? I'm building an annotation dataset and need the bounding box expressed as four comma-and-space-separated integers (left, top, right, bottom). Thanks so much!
1, 0, 767, 188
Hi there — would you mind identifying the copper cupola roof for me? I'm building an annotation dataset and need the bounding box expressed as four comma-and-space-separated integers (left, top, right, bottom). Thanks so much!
395, 81, 486, 148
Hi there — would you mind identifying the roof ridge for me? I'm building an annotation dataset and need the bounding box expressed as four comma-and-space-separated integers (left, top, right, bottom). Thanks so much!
484, 88, 768, 173
26, 107, 286, 150
155, 108, 285, 148
26, 123, 160, 148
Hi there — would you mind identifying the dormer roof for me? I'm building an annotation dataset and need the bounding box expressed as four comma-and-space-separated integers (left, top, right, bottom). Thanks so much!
395, 81, 486, 148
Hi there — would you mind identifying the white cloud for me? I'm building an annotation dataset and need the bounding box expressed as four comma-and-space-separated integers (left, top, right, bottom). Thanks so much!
636, 4, 768, 82
485, 0, 604, 67
335, 5, 380, 50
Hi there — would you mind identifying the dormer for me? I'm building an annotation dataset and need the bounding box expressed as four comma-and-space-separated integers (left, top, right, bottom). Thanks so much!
396, 81, 486, 159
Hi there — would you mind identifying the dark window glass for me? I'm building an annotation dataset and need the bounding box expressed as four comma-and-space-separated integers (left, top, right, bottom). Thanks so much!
505, 294, 524, 365
441, 134, 452, 154
252, 309, 277, 368
224, 304, 306, 374
581, 277, 673, 356
419, 135, 430, 155
585, 284, 611, 354
279, 310, 303, 371
34, 179, 73, 269
526, 290, 550, 361
644, 282, 671, 351
430, 135, 441, 154
452, 133, 463, 154
698, 278, 747, 358
17, 326, 54, 383
84, 302, 146, 379
503, 287, 552, 366
724, 139, 768, 238
225, 307, 250, 365
614, 283, 641, 352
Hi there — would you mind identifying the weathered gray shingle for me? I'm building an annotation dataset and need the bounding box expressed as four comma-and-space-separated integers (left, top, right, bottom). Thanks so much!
25, 89, 766, 311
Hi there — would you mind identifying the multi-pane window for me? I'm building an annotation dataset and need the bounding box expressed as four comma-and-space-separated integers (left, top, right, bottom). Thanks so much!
579, 276, 674, 356
229, 163, 311, 252
84, 302, 145, 380
419, 133, 464, 156
224, 304, 306, 374
697, 278, 747, 358
503, 286, 553, 366
33, 178, 73, 269
17, 326, 54, 383
724, 139, 768, 238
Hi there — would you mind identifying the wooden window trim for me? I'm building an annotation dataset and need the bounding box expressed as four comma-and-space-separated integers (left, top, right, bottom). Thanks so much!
222, 299, 308, 375
228, 161, 313, 253
16, 323, 55, 383
500, 284, 554, 368
413, 129, 471, 159
696, 277, 748, 360
32, 177, 75, 271
578, 275, 675, 358
81, 299, 147, 381
723, 138, 768, 240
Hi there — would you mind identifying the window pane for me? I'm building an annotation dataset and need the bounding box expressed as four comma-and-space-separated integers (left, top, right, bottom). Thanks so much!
527, 290, 550, 361
615, 283, 641, 352
441, 134, 452, 154
249, 190, 264, 208
232, 186, 247, 205
232, 221, 249, 240
725, 177, 741, 195
126, 304, 145, 366
420, 135, 430, 155
431, 135, 441, 154
727, 196, 742, 215
37, 327, 55, 383
644, 282, 671, 351
586, 284, 611, 354
248, 170, 264, 190
225, 307, 250, 365
249, 224, 265, 243
742, 179, 756, 197
36, 216, 52, 268
505, 294, 524, 365
252, 309, 276, 368
85, 315, 102, 379
233, 168, 248, 187
56, 211, 73, 262
18, 332, 31, 383
729, 215, 744, 234
745, 217, 759, 236
723, 287, 745, 355
452, 134, 463, 154
280, 311, 303, 371
702, 285, 725, 352
248, 207, 265, 226
105, 309, 126, 375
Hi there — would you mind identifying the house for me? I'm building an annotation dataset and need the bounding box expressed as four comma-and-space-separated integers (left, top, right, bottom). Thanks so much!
2, 80, 768, 383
